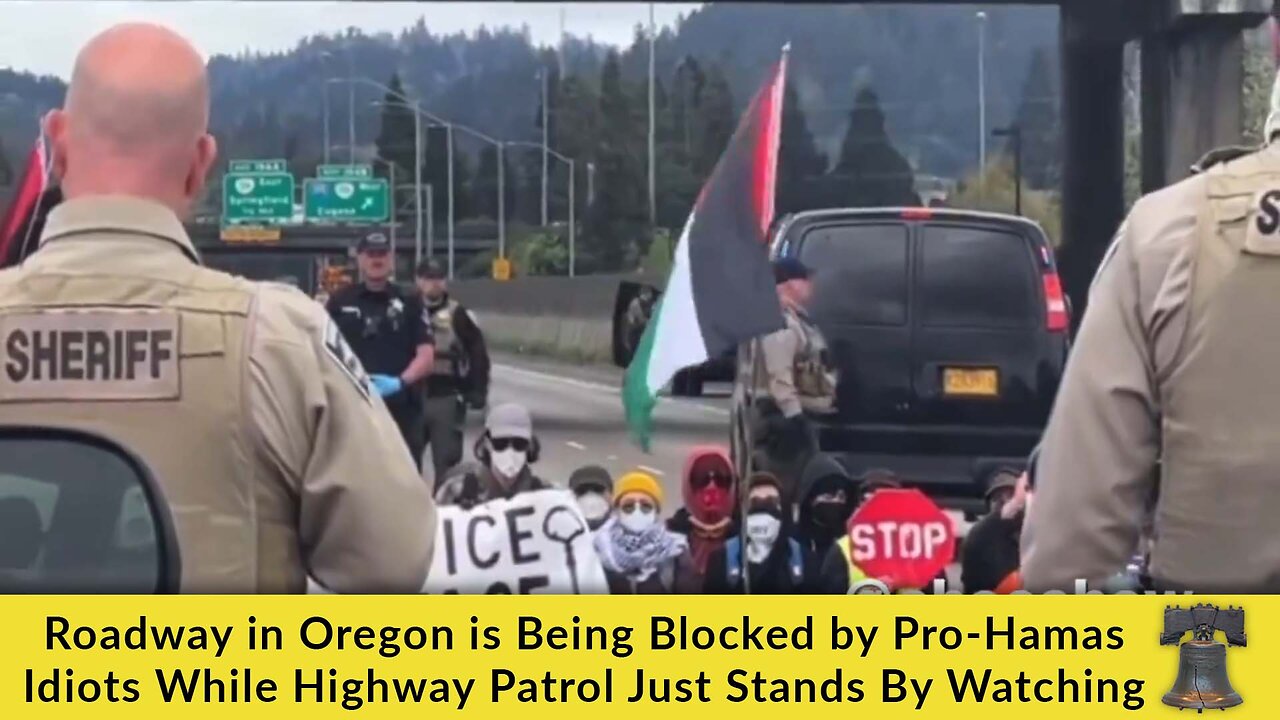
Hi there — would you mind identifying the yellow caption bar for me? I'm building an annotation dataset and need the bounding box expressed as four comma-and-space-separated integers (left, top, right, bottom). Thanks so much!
0, 595, 1271, 717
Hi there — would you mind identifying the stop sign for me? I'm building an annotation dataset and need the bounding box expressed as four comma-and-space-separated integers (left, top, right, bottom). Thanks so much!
848, 488, 956, 590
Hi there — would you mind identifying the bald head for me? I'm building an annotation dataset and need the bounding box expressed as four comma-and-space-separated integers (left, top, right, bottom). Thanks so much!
48, 23, 217, 217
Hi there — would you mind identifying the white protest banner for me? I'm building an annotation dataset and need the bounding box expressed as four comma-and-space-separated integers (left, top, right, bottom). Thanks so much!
423, 488, 609, 594
306, 489, 608, 595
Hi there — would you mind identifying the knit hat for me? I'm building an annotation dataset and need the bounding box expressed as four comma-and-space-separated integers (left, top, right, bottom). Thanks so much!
613, 471, 664, 508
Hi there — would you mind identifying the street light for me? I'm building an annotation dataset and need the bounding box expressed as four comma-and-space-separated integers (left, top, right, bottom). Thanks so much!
993, 125, 1023, 216
339, 77, 459, 276
507, 140, 577, 277
452, 124, 507, 262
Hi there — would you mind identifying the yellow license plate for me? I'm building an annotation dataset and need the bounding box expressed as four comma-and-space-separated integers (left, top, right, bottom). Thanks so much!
943, 368, 999, 397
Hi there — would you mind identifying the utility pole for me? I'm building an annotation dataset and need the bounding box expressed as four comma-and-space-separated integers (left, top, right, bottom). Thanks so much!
322, 81, 331, 165
447, 125, 456, 279
568, 159, 576, 277
424, 183, 433, 266
413, 107, 422, 273
498, 142, 506, 259
541, 68, 549, 227
993, 125, 1023, 216
977, 11, 988, 185
648, 2, 657, 229
347, 45, 356, 165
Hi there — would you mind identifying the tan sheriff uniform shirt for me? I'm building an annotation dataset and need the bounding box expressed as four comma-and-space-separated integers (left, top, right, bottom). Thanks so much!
1022, 143, 1280, 594
0, 196, 434, 593
751, 305, 835, 417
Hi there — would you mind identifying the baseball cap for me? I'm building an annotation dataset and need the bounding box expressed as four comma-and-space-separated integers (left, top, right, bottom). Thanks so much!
773, 257, 812, 284
985, 468, 1021, 500
357, 232, 391, 253
416, 258, 447, 279
569, 465, 613, 496
485, 403, 533, 440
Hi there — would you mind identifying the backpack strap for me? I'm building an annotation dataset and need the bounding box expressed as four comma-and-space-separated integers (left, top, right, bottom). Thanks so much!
726, 537, 742, 586
787, 538, 805, 584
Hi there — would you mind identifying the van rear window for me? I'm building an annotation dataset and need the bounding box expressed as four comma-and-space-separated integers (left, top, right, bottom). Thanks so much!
919, 225, 1037, 328
799, 223, 908, 326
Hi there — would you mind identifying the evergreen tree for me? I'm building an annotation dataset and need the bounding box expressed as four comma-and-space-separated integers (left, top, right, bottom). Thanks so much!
1012, 47, 1060, 189
374, 73, 418, 191
584, 51, 647, 272
831, 87, 920, 207
670, 57, 706, 163
777, 84, 828, 214
474, 145, 499, 220
693, 63, 734, 178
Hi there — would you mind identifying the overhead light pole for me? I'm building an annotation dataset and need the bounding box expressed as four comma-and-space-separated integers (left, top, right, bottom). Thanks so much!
507, 140, 577, 276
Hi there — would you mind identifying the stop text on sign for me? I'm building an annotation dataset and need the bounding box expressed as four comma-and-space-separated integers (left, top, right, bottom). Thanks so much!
851, 521, 950, 561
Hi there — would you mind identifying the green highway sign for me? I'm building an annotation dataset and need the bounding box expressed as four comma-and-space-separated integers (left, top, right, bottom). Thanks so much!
229, 159, 287, 174
304, 177, 389, 222
222, 171, 295, 223
318, 164, 373, 179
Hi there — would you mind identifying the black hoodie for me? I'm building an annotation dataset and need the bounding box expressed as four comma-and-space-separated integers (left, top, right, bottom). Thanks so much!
795, 454, 857, 591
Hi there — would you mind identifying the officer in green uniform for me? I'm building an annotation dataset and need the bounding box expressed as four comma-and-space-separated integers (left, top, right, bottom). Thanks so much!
415, 258, 490, 487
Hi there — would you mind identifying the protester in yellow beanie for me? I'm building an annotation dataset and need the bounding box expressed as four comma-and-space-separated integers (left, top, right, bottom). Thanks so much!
594, 469, 698, 594
613, 471, 664, 508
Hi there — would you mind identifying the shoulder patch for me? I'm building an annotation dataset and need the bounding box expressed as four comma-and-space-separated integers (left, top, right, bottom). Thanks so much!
322, 318, 372, 401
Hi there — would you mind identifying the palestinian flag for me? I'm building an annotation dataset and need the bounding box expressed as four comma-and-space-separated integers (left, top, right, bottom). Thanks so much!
0, 136, 55, 269
624, 46, 790, 451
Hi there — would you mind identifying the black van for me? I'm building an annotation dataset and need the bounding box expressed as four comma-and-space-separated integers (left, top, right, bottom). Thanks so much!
735, 207, 1070, 514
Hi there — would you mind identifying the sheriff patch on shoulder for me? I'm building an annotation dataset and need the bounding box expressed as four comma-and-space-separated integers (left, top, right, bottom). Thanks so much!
0, 309, 180, 402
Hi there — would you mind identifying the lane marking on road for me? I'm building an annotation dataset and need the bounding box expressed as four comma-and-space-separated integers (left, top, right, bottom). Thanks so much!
638, 465, 665, 477
566, 441, 586, 451
493, 362, 730, 417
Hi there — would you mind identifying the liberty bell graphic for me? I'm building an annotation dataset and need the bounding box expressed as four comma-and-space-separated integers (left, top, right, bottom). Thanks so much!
1161, 604, 1246, 712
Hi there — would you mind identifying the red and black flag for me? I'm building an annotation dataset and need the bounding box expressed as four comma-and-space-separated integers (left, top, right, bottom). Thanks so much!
0, 136, 57, 269
624, 45, 790, 450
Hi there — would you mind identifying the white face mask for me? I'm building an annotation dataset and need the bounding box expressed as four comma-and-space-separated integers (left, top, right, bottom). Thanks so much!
577, 493, 611, 524
491, 447, 527, 479
619, 507, 657, 534
745, 512, 782, 563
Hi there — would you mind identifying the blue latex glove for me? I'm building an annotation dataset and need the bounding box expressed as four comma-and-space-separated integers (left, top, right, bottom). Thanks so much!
370, 374, 403, 398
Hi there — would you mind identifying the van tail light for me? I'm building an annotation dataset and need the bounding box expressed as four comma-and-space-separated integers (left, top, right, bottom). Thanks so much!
1043, 272, 1068, 332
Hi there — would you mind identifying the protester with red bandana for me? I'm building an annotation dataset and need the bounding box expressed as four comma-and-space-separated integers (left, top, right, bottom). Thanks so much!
666, 446, 738, 588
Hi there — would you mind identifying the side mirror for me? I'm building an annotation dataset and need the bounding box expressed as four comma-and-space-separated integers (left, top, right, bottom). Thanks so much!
0, 426, 180, 593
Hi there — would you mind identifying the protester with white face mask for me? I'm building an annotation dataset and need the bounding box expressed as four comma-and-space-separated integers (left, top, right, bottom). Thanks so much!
593, 471, 698, 594
705, 472, 806, 594
569, 466, 614, 533
434, 403, 547, 508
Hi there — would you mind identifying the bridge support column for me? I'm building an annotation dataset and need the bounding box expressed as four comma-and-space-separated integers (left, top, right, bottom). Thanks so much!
1141, 12, 1263, 191
1059, 6, 1126, 320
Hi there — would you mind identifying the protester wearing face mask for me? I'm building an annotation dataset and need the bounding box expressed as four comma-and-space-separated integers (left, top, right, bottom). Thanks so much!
705, 473, 805, 594
435, 403, 547, 508
795, 454, 857, 591
593, 472, 698, 594
816, 469, 903, 593
569, 466, 614, 533
666, 446, 738, 588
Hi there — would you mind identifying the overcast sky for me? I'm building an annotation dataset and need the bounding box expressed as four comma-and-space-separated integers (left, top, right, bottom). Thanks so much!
0, 1, 701, 79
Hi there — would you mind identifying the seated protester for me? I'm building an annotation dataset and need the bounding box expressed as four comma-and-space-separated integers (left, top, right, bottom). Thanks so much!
569, 465, 614, 533
817, 469, 904, 593
435, 403, 547, 508
593, 471, 698, 594
961, 468, 1024, 594
705, 472, 805, 595
667, 445, 737, 589
794, 454, 858, 591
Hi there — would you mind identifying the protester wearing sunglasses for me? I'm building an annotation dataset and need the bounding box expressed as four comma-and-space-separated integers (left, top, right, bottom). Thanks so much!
593, 471, 698, 594
435, 403, 548, 509
666, 446, 738, 589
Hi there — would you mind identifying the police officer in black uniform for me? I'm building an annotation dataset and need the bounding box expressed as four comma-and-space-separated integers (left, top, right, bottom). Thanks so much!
416, 257, 490, 487
326, 232, 435, 471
